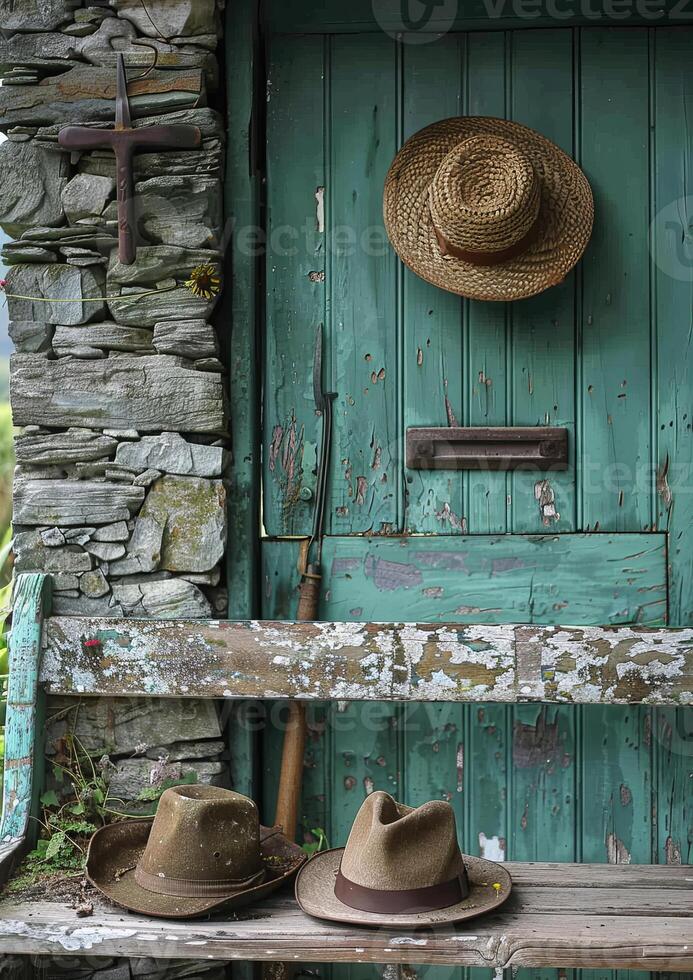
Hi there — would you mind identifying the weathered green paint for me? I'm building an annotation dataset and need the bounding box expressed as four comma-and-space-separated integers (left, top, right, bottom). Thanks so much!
464, 31, 510, 537
402, 39, 462, 535
1, 574, 51, 859
509, 29, 577, 534
580, 29, 652, 532
654, 28, 693, 628
264, 34, 326, 537
264, 533, 667, 625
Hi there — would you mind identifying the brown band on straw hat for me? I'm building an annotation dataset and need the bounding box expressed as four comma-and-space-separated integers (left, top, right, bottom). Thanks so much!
334, 867, 470, 914
433, 217, 541, 266
384, 117, 593, 302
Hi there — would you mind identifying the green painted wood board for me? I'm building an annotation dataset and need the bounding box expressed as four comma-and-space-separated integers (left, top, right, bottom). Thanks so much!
651, 24, 693, 874
579, 28, 653, 532
262, 533, 667, 625
2, 574, 50, 847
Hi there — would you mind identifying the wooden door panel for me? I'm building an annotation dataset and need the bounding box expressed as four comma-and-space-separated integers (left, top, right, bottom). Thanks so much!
265, 35, 326, 538
580, 29, 653, 532
264, 28, 687, 539
653, 28, 693, 629
259, 23, 693, 938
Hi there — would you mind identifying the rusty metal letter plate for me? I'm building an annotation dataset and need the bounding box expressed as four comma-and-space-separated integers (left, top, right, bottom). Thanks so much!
407, 427, 569, 471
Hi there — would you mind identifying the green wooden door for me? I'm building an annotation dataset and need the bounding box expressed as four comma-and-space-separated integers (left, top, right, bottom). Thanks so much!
256, 18, 692, 973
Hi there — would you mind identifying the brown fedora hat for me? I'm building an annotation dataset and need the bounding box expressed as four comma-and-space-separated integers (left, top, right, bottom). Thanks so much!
295, 791, 511, 928
87, 785, 306, 919
384, 117, 593, 302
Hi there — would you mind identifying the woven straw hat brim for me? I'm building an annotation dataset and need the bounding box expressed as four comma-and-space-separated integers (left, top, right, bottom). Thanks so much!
384, 116, 593, 302
86, 820, 306, 920
295, 847, 512, 928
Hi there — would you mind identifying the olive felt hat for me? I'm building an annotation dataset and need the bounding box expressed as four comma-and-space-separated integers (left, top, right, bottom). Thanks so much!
295, 791, 512, 927
86, 785, 306, 920
384, 116, 594, 302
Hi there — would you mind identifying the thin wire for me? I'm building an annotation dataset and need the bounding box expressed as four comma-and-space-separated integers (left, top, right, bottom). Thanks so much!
0, 284, 178, 304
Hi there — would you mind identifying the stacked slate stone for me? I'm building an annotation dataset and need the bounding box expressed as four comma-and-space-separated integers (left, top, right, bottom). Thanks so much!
1, 0, 228, 618
0, 0, 231, 853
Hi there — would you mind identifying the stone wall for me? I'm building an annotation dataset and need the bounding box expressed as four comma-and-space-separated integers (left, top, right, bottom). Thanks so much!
0, 0, 231, 804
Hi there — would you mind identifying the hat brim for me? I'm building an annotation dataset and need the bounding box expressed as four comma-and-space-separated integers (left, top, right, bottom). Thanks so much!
295, 847, 512, 928
384, 116, 594, 302
87, 820, 306, 920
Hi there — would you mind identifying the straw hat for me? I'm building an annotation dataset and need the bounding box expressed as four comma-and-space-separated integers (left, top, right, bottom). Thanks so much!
295, 791, 511, 927
384, 117, 593, 302
86, 785, 306, 919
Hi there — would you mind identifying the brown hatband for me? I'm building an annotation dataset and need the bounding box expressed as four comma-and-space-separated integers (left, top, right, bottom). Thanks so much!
334, 868, 470, 914
433, 216, 541, 267
134, 864, 265, 898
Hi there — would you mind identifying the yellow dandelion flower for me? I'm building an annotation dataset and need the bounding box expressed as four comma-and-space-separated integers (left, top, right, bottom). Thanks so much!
492, 882, 502, 894
185, 264, 221, 300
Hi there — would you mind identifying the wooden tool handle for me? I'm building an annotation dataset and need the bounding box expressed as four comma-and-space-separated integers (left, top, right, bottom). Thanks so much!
296, 565, 321, 621
273, 700, 306, 839
273, 564, 321, 837
115, 145, 136, 265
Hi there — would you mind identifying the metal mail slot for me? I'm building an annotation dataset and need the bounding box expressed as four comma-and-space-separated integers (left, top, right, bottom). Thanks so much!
406, 427, 569, 471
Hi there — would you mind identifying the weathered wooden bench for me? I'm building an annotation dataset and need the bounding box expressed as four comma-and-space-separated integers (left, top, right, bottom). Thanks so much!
0, 572, 691, 970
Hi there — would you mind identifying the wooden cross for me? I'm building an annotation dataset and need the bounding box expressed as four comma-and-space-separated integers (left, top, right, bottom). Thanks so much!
58, 54, 201, 265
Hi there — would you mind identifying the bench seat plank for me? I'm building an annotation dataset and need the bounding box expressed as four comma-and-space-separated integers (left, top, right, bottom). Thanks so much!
0, 865, 690, 970
42, 617, 693, 704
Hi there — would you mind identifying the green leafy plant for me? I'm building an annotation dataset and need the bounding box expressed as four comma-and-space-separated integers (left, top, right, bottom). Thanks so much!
17, 731, 124, 880
302, 826, 329, 856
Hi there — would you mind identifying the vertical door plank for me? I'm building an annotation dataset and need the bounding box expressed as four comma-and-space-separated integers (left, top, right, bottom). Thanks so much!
509, 705, 577, 862
463, 40, 511, 928
507, 38, 579, 946
398, 45, 467, 980
329, 35, 401, 534
510, 29, 578, 534
653, 33, 693, 623
579, 29, 652, 532
654, 707, 692, 866
264, 36, 326, 536
401, 37, 466, 535
320, 32, 406, 896
652, 26, 693, 867
1, 574, 51, 871
580, 705, 654, 865
464, 31, 510, 535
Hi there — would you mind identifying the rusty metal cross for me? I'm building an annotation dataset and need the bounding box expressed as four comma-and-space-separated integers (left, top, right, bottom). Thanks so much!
58, 54, 201, 265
